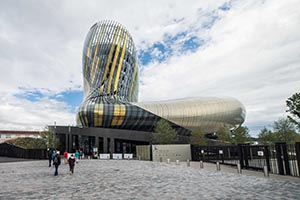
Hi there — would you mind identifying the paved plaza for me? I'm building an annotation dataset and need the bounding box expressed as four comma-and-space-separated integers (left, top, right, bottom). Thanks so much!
0, 159, 300, 199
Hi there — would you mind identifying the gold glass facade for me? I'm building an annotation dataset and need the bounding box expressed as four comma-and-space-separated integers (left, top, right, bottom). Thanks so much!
76, 20, 246, 134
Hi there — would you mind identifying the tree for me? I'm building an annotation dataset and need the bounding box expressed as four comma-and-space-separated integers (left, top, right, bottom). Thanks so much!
217, 125, 231, 144
152, 119, 178, 144
273, 118, 300, 143
231, 126, 251, 144
258, 118, 300, 144
6, 137, 46, 149
40, 127, 59, 149
190, 129, 208, 145
258, 127, 276, 145
286, 92, 300, 129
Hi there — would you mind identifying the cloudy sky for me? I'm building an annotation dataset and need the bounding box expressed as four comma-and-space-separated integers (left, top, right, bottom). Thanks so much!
0, 0, 299, 136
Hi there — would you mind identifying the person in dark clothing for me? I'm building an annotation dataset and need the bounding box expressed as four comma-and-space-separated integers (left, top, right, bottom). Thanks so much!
68, 154, 76, 175
53, 152, 61, 176
47, 149, 52, 167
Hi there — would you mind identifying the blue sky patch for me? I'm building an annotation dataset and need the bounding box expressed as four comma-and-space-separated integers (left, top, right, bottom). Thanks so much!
202, 14, 219, 29
52, 90, 83, 113
181, 36, 204, 53
219, 2, 231, 11
138, 42, 173, 66
139, 31, 204, 66
15, 89, 45, 102
15, 88, 83, 113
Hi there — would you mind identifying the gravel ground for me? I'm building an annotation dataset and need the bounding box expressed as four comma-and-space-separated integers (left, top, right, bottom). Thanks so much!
0, 159, 299, 200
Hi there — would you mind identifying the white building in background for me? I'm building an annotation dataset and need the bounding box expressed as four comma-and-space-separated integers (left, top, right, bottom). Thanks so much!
0, 130, 41, 143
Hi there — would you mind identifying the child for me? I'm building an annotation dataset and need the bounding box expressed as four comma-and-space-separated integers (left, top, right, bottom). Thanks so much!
68, 154, 76, 175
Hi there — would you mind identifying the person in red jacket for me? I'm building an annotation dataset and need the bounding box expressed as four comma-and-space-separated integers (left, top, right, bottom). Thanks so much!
63, 150, 68, 164
68, 154, 76, 175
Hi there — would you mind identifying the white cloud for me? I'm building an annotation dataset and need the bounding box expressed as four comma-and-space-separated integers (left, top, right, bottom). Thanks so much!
140, 0, 300, 136
0, 94, 75, 131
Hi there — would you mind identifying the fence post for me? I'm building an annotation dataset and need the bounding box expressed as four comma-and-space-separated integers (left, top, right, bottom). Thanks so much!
275, 142, 290, 175
216, 162, 221, 171
238, 144, 244, 169
263, 166, 269, 177
237, 163, 242, 174
282, 143, 291, 175
295, 142, 300, 177
200, 160, 204, 168
275, 143, 284, 175
207, 146, 210, 161
265, 146, 271, 172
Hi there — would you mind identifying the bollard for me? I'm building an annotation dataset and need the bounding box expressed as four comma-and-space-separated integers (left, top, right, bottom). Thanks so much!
138, 156, 141, 160
176, 160, 180, 165
200, 160, 204, 169
159, 157, 163, 162
263, 166, 269, 177
167, 159, 170, 164
187, 160, 190, 167
107, 155, 110, 160
237, 163, 242, 174
88, 156, 90, 160
216, 162, 221, 171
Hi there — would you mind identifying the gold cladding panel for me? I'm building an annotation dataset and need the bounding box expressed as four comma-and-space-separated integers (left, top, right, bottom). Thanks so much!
134, 97, 245, 133
111, 104, 126, 126
94, 103, 104, 126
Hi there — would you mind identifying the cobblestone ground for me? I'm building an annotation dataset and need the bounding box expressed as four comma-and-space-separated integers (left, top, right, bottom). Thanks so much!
0, 160, 300, 200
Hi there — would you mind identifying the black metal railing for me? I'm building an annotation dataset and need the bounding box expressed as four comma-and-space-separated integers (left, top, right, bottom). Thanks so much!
191, 142, 300, 177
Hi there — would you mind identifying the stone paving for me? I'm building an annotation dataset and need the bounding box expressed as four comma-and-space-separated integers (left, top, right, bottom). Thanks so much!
0, 156, 34, 163
0, 159, 300, 200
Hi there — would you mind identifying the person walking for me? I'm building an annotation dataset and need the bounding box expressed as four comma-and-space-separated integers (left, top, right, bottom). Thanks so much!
47, 149, 52, 167
53, 152, 61, 176
52, 150, 57, 162
79, 149, 83, 159
75, 150, 80, 163
63, 150, 68, 164
68, 154, 76, 175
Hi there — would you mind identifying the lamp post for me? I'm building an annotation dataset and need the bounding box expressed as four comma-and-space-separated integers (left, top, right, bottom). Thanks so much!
230, 128, 236, 145
53, 121, 56, 149
68, 124, 71, 152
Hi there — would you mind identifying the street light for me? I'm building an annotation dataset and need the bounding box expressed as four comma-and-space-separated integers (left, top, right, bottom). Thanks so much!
54, 121, 56, 149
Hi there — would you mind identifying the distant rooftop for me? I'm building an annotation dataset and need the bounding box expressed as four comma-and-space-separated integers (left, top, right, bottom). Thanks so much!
0, 130, 41, 135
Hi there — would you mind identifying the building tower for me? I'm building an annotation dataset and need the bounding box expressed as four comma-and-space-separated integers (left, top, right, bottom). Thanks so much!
77, 20, 246, 139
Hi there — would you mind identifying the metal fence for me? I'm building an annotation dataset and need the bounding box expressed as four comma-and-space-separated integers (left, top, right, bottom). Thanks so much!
0, 142, 47, 159
269, 143, 300, 176
191, 142, 300, 177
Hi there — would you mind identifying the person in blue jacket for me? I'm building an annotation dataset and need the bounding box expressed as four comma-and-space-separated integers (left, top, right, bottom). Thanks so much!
53, 152, 61, 176
75, 150, 80, 163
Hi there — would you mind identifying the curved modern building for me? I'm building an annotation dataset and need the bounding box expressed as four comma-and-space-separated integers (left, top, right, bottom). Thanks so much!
76, 20, 246, 138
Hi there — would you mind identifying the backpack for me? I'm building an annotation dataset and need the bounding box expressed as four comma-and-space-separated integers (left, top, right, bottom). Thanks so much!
53, 156, 58, 165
